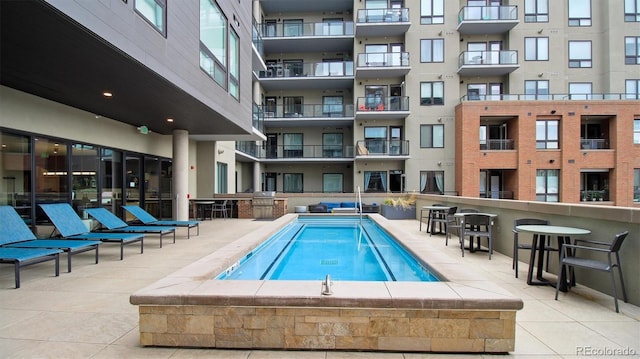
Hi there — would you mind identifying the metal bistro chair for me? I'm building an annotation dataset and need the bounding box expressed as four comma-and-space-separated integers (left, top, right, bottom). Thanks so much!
459, 214, 494, 259
431, 206, 457, 243
211, 200, 229, 219
513, 218, 555, 278
420, 203, 444, 233
555, 231, 629, 313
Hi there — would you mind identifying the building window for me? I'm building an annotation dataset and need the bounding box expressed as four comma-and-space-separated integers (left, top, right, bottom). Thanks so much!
420, 124, 444, 148
634, 119, 640, 144
524, 0, 548, 22
536, 120, 559, 149
420, 0, 444, 24
525, 80, 549, 100
568, 0, 591, 26
568, 82, 592, 99
536, 169, 559, 202
323, 133, 343, 158
626, 79, 640, 99
364, 171, 387, 192
420, 81, 444, 105
625, 37, 640, 64
216, 162, 228, 193
420, 39, 444, 63
420, 171, 444, 194
135, 0, 166, 35
323, 173, 343, 193
283, 133, 303, 158
283, 173, 303, 193
634, 169, 640, 202
200, 0, 227, 88
569, 41, 592, 68
364, 127, 387, 154
525, 37, 549, 61
626, 0, 640, 21
229, 28, 239, 100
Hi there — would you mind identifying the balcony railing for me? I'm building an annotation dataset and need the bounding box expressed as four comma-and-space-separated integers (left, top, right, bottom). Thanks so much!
252, 103, 265, 133
263, 145, 354, 159
236, 141, 260, 158
458, 5, 518, 22
356, 96, 409, 112
581, 190, 609, 202
356, 140, 410, 156
458, 50, 518, 67
252, 18, 264, 57
259, 61, 354, 78
480, 139, 515, 150
261, 21, 354, 38
357, 52, 409, 68
357, 8, 409, 23
263, 104, 355, 119
580, 139, 608, 150
460, 93, 640, 101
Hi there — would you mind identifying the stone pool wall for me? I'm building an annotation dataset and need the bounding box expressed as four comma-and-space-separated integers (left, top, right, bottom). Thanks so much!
138, 305, 516, 352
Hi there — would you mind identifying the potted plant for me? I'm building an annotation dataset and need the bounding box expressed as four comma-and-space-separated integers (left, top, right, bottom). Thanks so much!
380, 193, 417, 219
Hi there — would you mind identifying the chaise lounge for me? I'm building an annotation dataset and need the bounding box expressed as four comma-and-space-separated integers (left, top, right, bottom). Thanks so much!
122, 205, 200, 239
85, 208, 176, 248
39, 203, 144, 260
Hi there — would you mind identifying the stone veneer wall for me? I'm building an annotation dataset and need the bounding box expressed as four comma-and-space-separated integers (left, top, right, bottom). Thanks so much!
139, 305, 516, 352
237, 199, 288, 219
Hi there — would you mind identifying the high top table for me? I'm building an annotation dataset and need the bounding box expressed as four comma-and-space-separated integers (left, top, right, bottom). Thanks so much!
419, 205, 451, 235
515, 224, 591, 292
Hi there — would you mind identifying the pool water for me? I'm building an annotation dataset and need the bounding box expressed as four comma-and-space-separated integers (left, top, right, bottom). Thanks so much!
218, 216, 440, 281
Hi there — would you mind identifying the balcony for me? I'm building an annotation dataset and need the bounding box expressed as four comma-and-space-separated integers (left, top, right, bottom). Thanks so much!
258, 61, 354, 90
356, 52, 410, 78
252, 103, 265, 133
457, 6, 518, 34
252, 18, 265, 72
260, 145, 355, 162
460, 93, 639, 101
458, 50, 519, 76
355, 8, 410, 37
480, 139, 515, 150
356, 96, 410, 120
355, 139, 410, 159
262, 21, 353, 53
262, 104, 355, 127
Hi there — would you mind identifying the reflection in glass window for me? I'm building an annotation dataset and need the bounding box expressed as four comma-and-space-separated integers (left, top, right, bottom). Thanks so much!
568, 83, 592, 99
420, 82, 444, 105
229, 29, 239, 100
420, 0, 444, 24
0, 131, 32, 223
536, 120, 559, 149
627, 79, 640, 99
200, 0, 227, 88
525, 0, 548, 22
364, 171, 387, 192
420, 39, 444, 63
625, 37, 640, 64
569, 41, 592, 68
323, 173, 343, 193
283, 173, 303, 193
71, 144, 99, 218
420, 124, 444, 148
135, 0, 166, 35
626, 0, 640, 21
536, 169, 559, 202
35, 138, 69, 223
568, 0, 591, 26
525, 37, 549, 61
634, 119, 640, 144
525, 80, 549, 99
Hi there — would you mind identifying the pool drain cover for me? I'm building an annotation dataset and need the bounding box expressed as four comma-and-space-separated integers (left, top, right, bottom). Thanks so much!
320, 259, 339, 265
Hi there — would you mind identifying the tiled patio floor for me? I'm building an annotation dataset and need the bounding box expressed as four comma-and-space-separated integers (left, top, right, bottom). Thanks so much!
1, 218, 638, 358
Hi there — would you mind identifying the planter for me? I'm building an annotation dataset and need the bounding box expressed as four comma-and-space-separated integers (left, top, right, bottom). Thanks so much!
380, 204, 416, 220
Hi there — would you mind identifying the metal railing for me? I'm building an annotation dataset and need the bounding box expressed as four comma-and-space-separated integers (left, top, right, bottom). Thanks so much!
262, 104, 355, 119
356, 8, 409, 23
252, 103, 264, 133
356, 96, 409, 112
252, 18, 264, 57
460, 93, 640, 101
259, 61, 354, 78
238, 145, 355, 159
261, 21, 353, 38
357, 52, 409, 68
458, 5, 518, 22
356, 140, 410, 156
580, 139, 608, 150
458, 50, 518, 67
480, 139, 515, 150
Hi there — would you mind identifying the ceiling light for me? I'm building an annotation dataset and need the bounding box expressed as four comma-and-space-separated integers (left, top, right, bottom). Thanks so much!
103, 91, 113, 98
167, 118, 174, 123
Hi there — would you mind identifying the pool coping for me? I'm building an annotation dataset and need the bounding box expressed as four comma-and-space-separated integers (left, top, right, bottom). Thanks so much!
130, 213, 523, 311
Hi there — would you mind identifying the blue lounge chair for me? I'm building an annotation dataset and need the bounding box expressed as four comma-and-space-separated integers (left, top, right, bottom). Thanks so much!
39, 203, 144, 260
1, 206, 100, 273
122, 205, 200, 239
0, 206, 63, 288
85, 207, 176, 248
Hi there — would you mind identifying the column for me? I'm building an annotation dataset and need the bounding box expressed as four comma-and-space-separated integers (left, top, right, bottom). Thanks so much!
173, 129, 189, 220
253, 161, 261, 193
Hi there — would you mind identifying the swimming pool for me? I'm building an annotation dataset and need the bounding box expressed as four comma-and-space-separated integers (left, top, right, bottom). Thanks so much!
218, 216, 440, 281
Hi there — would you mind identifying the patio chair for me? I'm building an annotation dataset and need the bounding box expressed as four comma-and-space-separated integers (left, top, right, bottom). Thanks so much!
85, 207, 176, 248
1, 205, 100, 273
430, 206, 457, 242
512, 218, 554, 278
122, 205, 200, 238
459, 214, 494, 259
555, 231, 629, 313
39, 203, 144, 260
210, 200, 229, 219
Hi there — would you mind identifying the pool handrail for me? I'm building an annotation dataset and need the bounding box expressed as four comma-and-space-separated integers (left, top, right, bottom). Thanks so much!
357, 186, 363, 226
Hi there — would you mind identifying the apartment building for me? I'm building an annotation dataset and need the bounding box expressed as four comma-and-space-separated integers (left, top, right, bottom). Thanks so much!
242, 0, 640, 206
0, 0, 259, 224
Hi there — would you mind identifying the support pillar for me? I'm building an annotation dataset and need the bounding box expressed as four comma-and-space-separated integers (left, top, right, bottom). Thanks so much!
253, 161, 261, 192
173, 129, 189, 220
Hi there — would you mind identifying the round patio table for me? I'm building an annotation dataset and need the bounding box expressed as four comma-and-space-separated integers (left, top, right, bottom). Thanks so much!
515, 225, 591, 291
